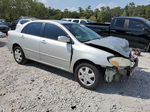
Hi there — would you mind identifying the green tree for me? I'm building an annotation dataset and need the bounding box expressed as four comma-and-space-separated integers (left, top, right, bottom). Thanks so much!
89, 16, 96, 21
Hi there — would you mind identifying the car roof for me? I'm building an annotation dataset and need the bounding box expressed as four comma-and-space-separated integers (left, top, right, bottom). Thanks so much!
33, 20, 75, 24
19, 19, 36, 21
62, 18, 86, 20
113, 16, 145, 20
113, 17, 150, 24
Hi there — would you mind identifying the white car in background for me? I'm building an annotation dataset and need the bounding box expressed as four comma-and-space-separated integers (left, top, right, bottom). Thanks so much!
61, 18, 95, 24
16, 19, 33, 29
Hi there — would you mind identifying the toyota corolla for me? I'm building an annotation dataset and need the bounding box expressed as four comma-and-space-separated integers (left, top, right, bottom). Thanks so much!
7, 20, 138, 90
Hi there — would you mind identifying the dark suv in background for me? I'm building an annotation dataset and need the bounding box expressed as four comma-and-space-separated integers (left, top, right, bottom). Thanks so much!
86, 17, 150, 52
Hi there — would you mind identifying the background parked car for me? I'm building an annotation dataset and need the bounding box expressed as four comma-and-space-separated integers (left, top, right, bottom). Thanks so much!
0, 22, 9, 34
0, 32, 7, 38
0, 19, 5, 23
9, 20, 19, 30
16, 19, 34, 29
9, 19, 35, 30
61, 18, 95, 24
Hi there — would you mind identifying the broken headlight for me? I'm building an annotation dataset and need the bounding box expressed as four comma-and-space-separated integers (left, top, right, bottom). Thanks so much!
108, 57, 132, 68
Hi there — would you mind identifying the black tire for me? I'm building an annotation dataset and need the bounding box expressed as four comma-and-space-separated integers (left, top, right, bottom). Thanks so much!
13, 46, 28, 64
75, 63, 103, 90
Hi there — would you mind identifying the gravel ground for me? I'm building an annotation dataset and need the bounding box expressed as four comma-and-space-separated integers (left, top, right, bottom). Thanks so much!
0, 38, 150, 112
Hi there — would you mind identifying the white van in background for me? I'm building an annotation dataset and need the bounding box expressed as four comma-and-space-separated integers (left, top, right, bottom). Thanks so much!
61, 18, 95, 24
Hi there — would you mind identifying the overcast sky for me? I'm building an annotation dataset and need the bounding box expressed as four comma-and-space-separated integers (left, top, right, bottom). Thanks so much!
39, 0, 150, 11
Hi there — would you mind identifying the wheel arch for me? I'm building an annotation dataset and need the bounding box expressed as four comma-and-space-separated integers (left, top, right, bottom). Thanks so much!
12, 43, 21, 51
73, 59, 103, 73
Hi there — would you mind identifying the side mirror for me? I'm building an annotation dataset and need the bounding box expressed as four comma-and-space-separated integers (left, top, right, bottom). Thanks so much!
58, 36, 71, 43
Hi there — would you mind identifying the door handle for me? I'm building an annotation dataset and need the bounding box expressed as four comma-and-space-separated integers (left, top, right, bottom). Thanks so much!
41, 40, 47, 44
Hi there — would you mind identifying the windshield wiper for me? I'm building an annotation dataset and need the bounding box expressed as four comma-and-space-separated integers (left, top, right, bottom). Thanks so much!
83, 38, 100, 42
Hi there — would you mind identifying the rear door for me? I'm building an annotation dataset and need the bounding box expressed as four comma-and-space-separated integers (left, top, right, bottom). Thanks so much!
39, 23, 72, 70
21, 22, 43, 61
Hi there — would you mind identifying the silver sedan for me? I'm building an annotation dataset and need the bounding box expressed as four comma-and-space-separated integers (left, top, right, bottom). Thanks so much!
7, 20, 138, 90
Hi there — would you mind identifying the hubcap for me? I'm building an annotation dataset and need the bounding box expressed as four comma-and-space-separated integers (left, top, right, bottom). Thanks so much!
14, 49, 22, 62
78, 67, 95, 86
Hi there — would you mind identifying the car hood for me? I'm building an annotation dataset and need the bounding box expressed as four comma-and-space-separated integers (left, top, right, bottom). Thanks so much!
85, 36, 131, 57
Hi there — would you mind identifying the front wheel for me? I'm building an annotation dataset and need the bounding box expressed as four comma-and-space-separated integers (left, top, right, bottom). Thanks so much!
13, 46, 28, 64
75, 63, 103, 90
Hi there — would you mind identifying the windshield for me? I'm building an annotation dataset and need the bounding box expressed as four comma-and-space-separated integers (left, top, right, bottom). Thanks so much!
63, 23, 101, 42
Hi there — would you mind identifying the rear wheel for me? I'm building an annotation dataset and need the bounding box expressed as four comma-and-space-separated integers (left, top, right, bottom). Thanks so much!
75, 63, 103, 90
13, 46, 28, 64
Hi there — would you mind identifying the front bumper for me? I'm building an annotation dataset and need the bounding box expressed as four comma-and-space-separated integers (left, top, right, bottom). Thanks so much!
105, 57, 138, 82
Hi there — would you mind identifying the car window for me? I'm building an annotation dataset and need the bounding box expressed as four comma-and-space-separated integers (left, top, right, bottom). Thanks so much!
80, 20, 87, 24
14, 20, 19, 25
20, 20, 29, 24
114, 19, 125, 28
73, 20, 79, 23
128, 20, 145, 30
43, 23, 67, 40
87, 20, 95, 23
21, 22, 42, 36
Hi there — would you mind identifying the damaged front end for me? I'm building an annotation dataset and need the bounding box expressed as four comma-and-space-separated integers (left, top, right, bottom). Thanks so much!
85, 36, 139, 82
105, 55, 138, 82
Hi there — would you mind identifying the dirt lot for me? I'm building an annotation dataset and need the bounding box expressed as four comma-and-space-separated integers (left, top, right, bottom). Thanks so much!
0, 38, 150, 112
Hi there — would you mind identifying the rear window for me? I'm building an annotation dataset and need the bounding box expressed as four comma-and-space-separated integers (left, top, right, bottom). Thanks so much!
114, 19, 125, 28
21, 22, 42, 36
73, 20, 79, 23
20, 20, 29, 24
80, 20, 87, 24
